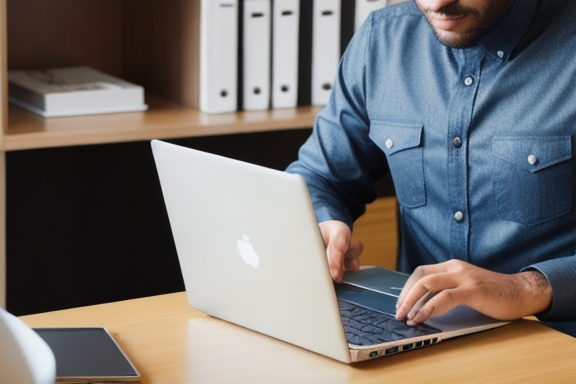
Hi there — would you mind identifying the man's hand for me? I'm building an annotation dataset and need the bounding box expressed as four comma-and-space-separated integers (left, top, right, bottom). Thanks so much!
395, 259, 552, 325
319, 220, 363, 283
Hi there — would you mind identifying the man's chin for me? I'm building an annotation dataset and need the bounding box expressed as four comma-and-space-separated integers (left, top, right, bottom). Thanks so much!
433, 30, 480, 49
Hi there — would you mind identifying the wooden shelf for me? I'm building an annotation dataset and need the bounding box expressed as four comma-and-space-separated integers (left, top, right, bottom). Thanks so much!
3, 93, 321, 151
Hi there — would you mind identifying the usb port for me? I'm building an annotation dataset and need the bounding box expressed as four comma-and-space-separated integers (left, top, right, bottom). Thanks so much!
403, 343, 414, 351
385, 346, 399, 355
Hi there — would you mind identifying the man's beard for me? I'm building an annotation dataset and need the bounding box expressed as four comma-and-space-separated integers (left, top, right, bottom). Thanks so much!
418, 1, 514, 49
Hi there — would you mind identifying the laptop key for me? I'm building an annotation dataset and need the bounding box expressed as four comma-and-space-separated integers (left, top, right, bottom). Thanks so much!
338, 300, 441, 346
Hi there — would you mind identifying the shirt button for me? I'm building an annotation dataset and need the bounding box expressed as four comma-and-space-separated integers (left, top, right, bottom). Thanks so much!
454, 211, 464, 222
497, 50, 505, 59
464, 76, 474, 86
385, 138, 394, 149
527, 154, 538, 165
452, 136, 462, 148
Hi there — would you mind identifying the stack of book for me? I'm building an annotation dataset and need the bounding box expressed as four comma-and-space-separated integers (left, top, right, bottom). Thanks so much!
8, 66, 148, 118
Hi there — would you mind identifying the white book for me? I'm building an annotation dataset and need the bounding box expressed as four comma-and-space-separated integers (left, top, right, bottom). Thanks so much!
271, 0, 300, 109
311, 0, 341, 106
355, 0, 387, 30
243, 0, 272, 111
200, 0, 239, 114
8, 67, 148, 118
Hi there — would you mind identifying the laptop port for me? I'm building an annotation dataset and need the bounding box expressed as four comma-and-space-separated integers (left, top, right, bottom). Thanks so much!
385, 346, 399, 355
369, 351, 379, 358
415, 341, 424, 348
423, 339, 432, 346
403, 343, 414, 351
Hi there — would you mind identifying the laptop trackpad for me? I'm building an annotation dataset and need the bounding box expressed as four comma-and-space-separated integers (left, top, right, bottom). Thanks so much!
335, 283, 397, 316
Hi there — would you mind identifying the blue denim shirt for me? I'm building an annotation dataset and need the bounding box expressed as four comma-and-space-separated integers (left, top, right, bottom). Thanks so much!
287, 0, 576, 336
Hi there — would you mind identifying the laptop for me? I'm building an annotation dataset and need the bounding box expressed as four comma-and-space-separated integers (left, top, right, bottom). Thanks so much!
151, 140, 510, 363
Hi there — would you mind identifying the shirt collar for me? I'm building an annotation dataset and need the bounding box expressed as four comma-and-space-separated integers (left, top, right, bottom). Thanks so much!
478, 0, 540, 61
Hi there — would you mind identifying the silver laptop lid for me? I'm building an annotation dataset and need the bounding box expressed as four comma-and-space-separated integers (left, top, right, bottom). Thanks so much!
151, 140, 351, 363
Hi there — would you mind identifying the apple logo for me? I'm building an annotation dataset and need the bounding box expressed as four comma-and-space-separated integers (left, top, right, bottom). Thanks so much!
237, 234, 260, 268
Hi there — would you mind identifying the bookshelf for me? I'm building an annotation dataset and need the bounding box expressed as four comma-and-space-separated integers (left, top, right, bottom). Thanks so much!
0, 0, 404, 310
2, 0, 323, 151
0, 0, 324, 307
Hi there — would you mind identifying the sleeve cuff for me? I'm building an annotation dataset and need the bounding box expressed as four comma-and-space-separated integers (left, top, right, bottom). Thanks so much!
522, 255, 576, 321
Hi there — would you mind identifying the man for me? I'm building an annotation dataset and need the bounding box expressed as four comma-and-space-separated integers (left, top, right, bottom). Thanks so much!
287, 0, 576, 336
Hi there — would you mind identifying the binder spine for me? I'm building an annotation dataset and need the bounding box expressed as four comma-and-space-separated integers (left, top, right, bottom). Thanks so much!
242, 0, 272, 111
271, 0, 300, 109
311, 0, 341, 106
200, 0, 239, 114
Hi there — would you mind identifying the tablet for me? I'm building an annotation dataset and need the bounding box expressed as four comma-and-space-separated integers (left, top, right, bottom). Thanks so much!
33, 327, 140, 383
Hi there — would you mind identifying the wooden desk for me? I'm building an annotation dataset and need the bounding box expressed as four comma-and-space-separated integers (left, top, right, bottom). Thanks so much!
20, 292, 576, 383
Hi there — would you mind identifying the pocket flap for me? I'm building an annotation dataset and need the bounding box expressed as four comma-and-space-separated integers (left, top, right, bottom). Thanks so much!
369, 121, 423, 155
492, 136, 572, 173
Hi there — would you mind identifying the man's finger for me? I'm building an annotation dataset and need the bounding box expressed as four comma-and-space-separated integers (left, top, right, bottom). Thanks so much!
407, 290, 438, 320
326, 245, 346, 283
396, 262, 456, 306
395, 282, 432, 320
407, 289, 464, 325
396, 271, 456, 320
320, 221, 353, 283
343, 240, 363, 272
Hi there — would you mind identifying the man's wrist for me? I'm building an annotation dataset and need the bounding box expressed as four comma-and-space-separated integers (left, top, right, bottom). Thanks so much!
518, 270, 552, 316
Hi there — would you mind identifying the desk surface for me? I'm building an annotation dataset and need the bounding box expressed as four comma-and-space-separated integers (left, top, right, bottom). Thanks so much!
21, 292, 576, 384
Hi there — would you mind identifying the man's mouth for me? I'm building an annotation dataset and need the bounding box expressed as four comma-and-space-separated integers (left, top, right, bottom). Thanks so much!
426, 10, 470, 31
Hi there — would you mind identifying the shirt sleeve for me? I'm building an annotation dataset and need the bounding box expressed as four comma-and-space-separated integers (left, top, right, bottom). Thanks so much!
286, 14, 389, 229
522, 254, 576, 321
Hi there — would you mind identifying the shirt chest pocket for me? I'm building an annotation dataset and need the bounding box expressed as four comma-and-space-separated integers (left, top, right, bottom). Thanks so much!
492, 136, 572, 226
369, 121, 426, 208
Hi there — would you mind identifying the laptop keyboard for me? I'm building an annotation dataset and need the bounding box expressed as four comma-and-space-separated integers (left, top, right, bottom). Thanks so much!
338, 300, 441, 346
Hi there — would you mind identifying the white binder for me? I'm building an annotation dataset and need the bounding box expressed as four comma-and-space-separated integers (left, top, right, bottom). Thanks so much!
311, 0, 341, 106
355, 0, 387, 30
242, 0, 272, 111
271, 0, 300, 109
200, 0, 239, 114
